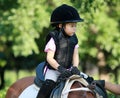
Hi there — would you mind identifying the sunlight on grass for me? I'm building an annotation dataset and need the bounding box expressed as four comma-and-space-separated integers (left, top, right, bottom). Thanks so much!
5, 70, 35, 84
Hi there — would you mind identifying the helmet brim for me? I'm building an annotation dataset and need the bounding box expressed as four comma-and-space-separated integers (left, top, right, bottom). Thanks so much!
51, 18, 84, 24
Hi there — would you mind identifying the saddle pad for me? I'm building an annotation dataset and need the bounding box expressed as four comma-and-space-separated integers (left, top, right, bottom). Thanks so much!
19, 84, 39, 98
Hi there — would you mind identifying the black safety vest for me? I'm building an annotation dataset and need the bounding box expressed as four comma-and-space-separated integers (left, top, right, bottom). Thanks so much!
46, 30, 78, 69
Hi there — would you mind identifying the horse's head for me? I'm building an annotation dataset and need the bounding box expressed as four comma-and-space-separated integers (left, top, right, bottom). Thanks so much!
68, 81, 96, 98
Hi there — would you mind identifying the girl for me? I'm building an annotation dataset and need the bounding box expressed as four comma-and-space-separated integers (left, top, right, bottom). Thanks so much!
37, 4, 84, 98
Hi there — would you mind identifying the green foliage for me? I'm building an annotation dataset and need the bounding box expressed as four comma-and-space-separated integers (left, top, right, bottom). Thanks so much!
0, 0, 50, 57
74, 0, 120, 70
0, 0, 120, 78
0, 59, 6, 67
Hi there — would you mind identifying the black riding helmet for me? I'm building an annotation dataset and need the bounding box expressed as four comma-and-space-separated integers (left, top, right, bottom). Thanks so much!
50, 4, 84, 25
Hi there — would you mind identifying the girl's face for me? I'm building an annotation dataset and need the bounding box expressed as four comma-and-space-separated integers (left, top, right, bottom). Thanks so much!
64, 22, 77, 36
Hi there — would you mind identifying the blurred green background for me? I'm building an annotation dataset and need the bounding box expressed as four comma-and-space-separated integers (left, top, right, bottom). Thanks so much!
0, 0, 120, 97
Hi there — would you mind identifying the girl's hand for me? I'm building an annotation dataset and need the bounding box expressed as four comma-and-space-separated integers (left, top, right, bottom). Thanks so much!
71, 66, 80, 75
57, 66, 72, 79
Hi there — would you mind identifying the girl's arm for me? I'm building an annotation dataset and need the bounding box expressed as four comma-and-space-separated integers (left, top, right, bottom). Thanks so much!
72, 47, 79, 67
46, 49, 59, 70
45, 38, 60, 70
105, 81, 120, 95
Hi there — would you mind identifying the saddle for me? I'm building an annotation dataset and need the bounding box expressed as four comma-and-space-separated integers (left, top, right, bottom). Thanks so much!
34, 61, 46, 87
50, 75, 89, 98
50, 75, 105, 98
34, 62, 108, 98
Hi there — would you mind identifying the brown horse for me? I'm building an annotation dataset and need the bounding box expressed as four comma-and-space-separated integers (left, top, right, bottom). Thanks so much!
6, 75, 97, 98
5, 76, 35, 98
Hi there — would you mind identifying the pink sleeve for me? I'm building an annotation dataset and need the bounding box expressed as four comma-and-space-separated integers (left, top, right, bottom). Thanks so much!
75, 44, 79, 48
44, 38, 56, 52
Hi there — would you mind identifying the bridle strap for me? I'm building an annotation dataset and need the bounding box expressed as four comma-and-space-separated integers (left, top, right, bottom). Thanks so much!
62, 87, 92, 95
62, 87, 97, 98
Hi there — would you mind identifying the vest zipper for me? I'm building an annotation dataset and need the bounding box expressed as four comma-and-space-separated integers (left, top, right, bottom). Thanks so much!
65, 38, 69, 67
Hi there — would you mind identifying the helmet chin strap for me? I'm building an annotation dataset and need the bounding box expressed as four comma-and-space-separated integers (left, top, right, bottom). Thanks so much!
60, 24, 70, 38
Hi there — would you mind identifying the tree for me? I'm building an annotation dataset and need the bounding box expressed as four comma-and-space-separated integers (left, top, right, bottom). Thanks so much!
0, 0, 120, 89
0, 0, 51, 88
72, 0, 120, 82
